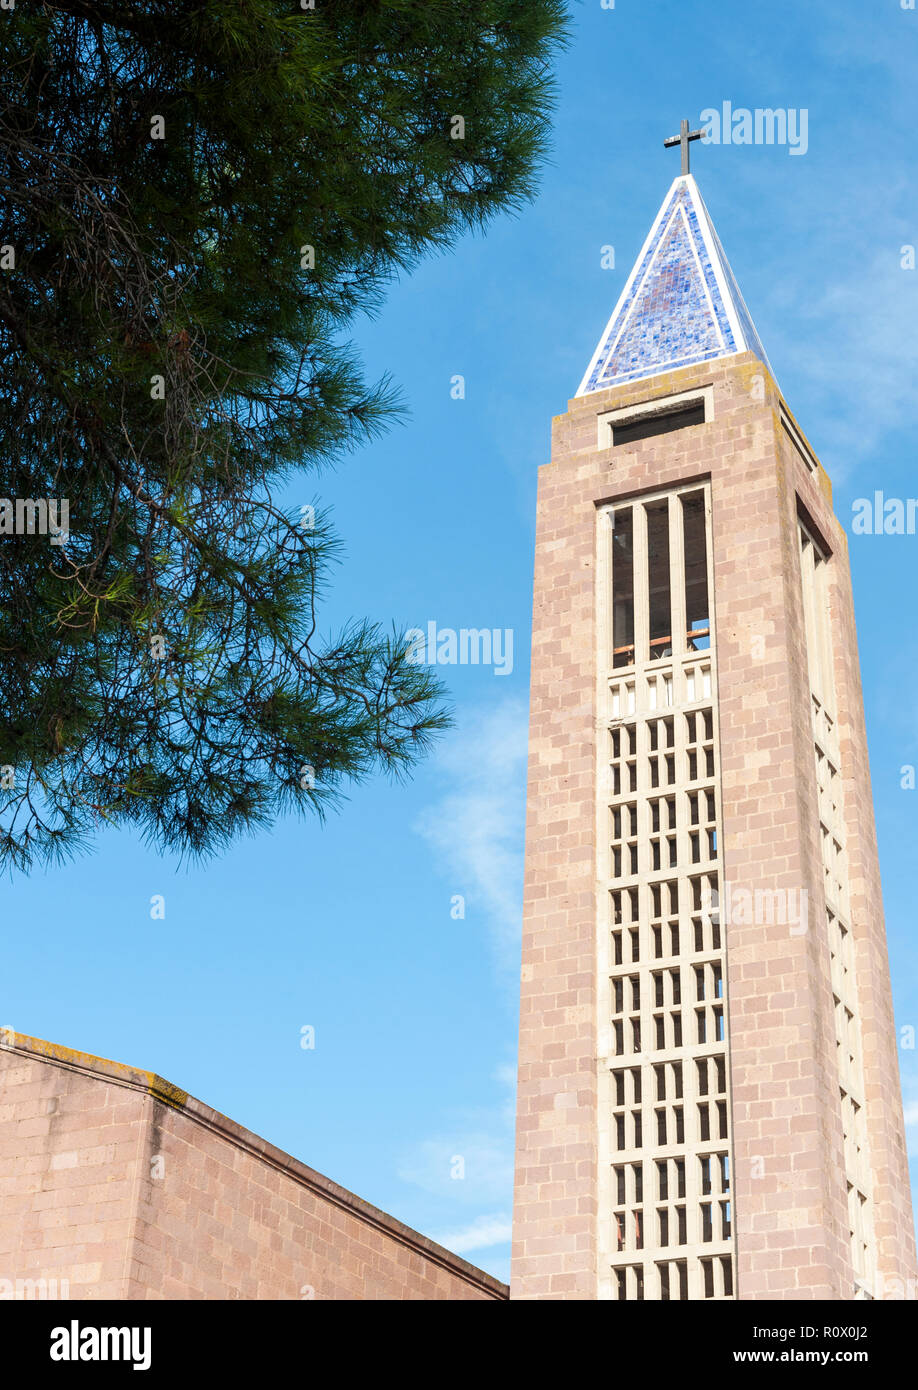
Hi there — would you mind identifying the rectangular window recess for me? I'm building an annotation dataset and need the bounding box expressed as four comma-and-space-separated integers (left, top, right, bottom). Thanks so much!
797, 496, 833, 561
781, 407, 819, 475
598, 386, 714, 451
613, 401, 705, 446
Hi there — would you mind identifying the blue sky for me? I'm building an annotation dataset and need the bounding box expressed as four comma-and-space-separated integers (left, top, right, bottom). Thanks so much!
4, 0, 918, 1287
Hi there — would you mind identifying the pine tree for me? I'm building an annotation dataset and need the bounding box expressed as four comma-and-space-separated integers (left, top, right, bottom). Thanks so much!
0, 0, 568, 868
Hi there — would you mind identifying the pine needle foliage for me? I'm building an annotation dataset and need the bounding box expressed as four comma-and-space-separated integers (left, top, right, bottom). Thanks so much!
0, 0, 568, 868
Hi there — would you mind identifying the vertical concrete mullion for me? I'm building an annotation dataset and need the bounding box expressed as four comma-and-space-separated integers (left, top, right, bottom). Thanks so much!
638, 873, 653, 1272
704, 477, 736, 1297
629, 499, 653, 1299
670, 493, 687, 661
595, 508, 614, 1298
634, 490, 653, 1214
673, 490, 699, 1295
675, 708, 693, 896
634, 500, 650, 677
634, 502, 652, 910
682, 1024, 701, 1262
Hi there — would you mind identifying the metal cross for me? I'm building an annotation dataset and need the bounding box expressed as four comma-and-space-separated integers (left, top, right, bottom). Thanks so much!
664, 118, 705, 175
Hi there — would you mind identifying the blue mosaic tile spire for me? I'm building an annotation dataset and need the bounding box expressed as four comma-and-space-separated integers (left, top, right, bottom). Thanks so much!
577, 175, 772, 396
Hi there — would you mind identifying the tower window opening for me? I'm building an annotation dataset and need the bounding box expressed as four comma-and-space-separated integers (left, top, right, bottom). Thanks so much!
615, 1211, 626, 1252
682, 490, 710, 651
612, 400, 706, 447
676, 1260, 688, 1300
611, 507, 635, 668
646, 500, 672, 660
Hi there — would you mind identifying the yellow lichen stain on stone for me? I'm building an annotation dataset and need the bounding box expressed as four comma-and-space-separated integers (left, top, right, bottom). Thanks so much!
737, 359, 772, 402
23, 1034, 137, 1080
17, 1034, 187, 1109
148, 1076, 188, 1110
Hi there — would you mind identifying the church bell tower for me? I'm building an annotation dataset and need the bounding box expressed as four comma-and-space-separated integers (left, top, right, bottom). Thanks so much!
511, 152, 916, 1301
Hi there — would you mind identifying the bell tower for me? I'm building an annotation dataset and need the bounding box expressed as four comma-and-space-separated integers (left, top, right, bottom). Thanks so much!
511, 167, 916, 1300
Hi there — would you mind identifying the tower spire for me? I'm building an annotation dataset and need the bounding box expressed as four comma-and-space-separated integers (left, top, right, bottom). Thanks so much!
577, 175, 773, 397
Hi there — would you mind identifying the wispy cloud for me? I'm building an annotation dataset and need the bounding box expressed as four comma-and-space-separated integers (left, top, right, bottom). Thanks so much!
430, 1213, 513, 1255
397, 1129, 515, 1206
900, 1064, 918, 1170
414, 697, 528, 982
776, 247, 918, 471
397, 1062, 517, 1280
406, 705, 526, 1279
903, 1097, 918, 1154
